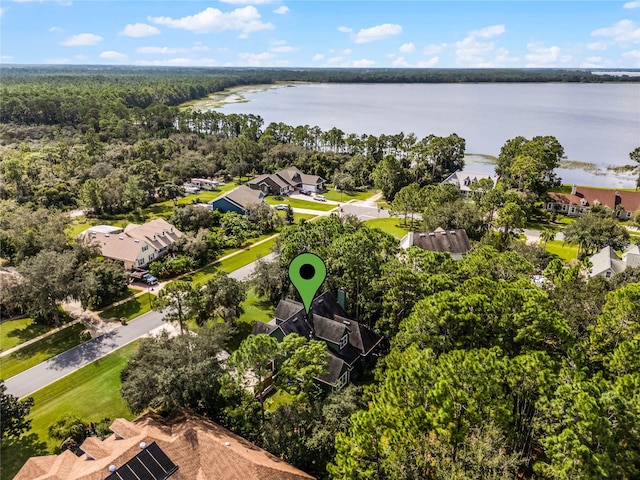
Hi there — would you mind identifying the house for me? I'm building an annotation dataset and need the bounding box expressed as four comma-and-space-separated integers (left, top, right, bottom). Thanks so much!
84, 219, 183, 270
190, 178, 219, 190
589, 244, 640, 279
546, 185, 640, 219
247, 167, 326, 195
251, 292, 383, 392
399, 228, 471, 260
78, 225, 124, 238
209, 185, 265, 215
14, 409, 314, 480
442, 170, 498, 198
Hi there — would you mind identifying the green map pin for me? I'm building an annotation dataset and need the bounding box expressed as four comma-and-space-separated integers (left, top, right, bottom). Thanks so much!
289, 253, 327, 314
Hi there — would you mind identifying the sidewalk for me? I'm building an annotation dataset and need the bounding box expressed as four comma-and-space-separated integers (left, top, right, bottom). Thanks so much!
0, 319, 81, 358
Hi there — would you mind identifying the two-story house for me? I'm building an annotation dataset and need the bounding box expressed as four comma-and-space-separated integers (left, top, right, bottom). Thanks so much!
251, 292, 383, 391
247, 167, 326, 196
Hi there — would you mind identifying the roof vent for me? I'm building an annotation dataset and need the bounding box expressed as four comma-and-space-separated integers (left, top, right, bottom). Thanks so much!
450, 231, 456, 234
109, 465, 117, 473
441, 231, 447, 235
224, 441, 231, 447
104, 234, 110, 237
429, 232, 435, 236
139, 442, 146, 449
118, 236, 124, 240
134, 239, 140, 243
342, 320, 351, 326
419, 233, 426, 237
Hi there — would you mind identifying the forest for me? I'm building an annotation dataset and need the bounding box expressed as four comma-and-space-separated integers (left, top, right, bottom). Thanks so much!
1, 69, 639, 480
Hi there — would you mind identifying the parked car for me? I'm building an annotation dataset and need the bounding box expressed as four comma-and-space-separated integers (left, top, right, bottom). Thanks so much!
275, 204, 288, 210
299, 190, 311, 196
314, 195, 327, 202
142, 273, 158, 285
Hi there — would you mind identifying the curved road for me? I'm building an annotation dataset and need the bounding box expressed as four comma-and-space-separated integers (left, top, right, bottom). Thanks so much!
4, 311, 166, 399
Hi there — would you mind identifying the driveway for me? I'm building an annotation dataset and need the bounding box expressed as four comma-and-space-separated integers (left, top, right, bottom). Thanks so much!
340, 203, 390, 221
229, 253, 277, 281
4, 311, 168, 399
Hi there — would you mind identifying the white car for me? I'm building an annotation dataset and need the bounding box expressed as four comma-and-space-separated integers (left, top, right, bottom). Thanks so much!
314, 195, 327, 202
275, 204, 289, 210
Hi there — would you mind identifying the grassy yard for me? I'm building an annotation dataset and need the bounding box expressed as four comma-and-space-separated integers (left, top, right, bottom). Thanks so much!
189, 237, 277, 285
0, 342, 139, 480
99, 294, 156, 321
364, 218, 413, 240
227, 289, 275, 351
545, 239, 579, 261
264, 196, 336, 212
0, 324, 86, 379
0, 318, 54, 353
264, 389, 294, 412
322, 188, 377, 203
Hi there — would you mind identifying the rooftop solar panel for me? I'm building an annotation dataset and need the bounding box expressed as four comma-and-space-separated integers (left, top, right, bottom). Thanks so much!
104, 442, 178, 480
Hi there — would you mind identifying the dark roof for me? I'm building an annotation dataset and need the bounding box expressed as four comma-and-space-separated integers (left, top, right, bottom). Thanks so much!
213, 186, 264, 210
270, 292, 382, 361
251, 322, 278, 336
549, 187, 640, 212
317, 352, 349, 385
408, 229, 471, 255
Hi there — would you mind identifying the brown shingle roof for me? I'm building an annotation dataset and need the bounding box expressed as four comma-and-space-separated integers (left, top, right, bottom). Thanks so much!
220, 185, 265, 210
15, 410, 315, 480
549, 187, 640, 212
404, 229, 471, 256
125, 218, 183, 250
86, 233, 147, 263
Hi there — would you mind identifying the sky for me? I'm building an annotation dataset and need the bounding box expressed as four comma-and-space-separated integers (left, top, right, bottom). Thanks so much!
1, 1, 639, 68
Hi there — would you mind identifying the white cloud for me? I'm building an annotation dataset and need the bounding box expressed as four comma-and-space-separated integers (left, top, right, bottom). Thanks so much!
341, 48, 352, 55
49, 26, 63, 32
392, 56, 410, 67
99, 50, 128, 60
149, 6, 273, 36
592, 19, 640, 46
1, 55, 14, 62
399, 42, 415, 53
455, 35, 495, 66
524, 42, 572, 67
326, 56, 343, 66
221, 0, 273, 4
75, 54, 87, 61
270, 45, 297, 53
59, 33, 103, 46
120, 23, 160, 38
623, 1, 640, 8
0, 7, 7, 16
137, 46, 182, 54
587, 41, 608, 51
581, 56, 605, 68
622, 49, 640, 66
238, 51, 275, 65
352, 23, 402, 43
350, 59, 376, 67
44, 57, 71, 64
423, 43, 447, 55
337, 26, 352, 33
418, 56, 440, 67
470, 24, 505, 38
273, 5, 289, 14
136, 57, 217, 66
312, 54, 324, 62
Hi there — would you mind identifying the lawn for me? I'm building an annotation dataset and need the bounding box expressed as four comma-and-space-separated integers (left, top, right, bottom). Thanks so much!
264, 389, 294, 412
227, 288, 275, 351
0, 318, 54, 353
365, 218, 413, 240
0, 342, 139, 480
190, 237, 277, 285
322, 187, 377, 203
153, 182, 237, 209
545, 239, 579, 262
264, 196, 336, 212
99, 294, 155, 321
0, 323, 86, 379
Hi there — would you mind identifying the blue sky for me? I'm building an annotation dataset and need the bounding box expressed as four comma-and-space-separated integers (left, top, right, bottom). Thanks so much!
1, 1, 639, 68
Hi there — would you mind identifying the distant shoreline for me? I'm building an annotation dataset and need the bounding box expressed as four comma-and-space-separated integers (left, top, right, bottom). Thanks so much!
180, 82, 302, 110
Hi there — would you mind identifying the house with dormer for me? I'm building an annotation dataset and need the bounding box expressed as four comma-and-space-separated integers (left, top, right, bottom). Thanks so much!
251, 292, 383, 391
247, 167, 326, 196
546, 185, 640, 219
442, 170, 498, 198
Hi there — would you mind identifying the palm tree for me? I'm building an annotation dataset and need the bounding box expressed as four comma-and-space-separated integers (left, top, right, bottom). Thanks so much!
540, 228, 557, 247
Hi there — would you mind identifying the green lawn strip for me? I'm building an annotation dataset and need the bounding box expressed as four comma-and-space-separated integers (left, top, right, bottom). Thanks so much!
545, 239, 579, 262
364, 218, 413, 240
227, 289, 275, 351
264, 196, 336, 212
293, 213, 316, 222
322, 188, 377, 202
190, 238, 277, 286
0, 318, 53, 353
0, 324, 86, 379
99, 294, 156, 321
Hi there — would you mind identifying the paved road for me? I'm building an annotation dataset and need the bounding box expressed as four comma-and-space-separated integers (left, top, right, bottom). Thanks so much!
4, 311, 167, 399
340, 203, 390, 221
229, 253, 277, 281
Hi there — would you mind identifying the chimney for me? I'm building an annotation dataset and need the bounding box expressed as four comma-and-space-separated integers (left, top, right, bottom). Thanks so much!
571, 184, 577, 195
337, 288, 346, 310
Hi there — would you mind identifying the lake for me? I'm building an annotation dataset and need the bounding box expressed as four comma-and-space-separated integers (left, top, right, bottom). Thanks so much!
209, 83, 640, 188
